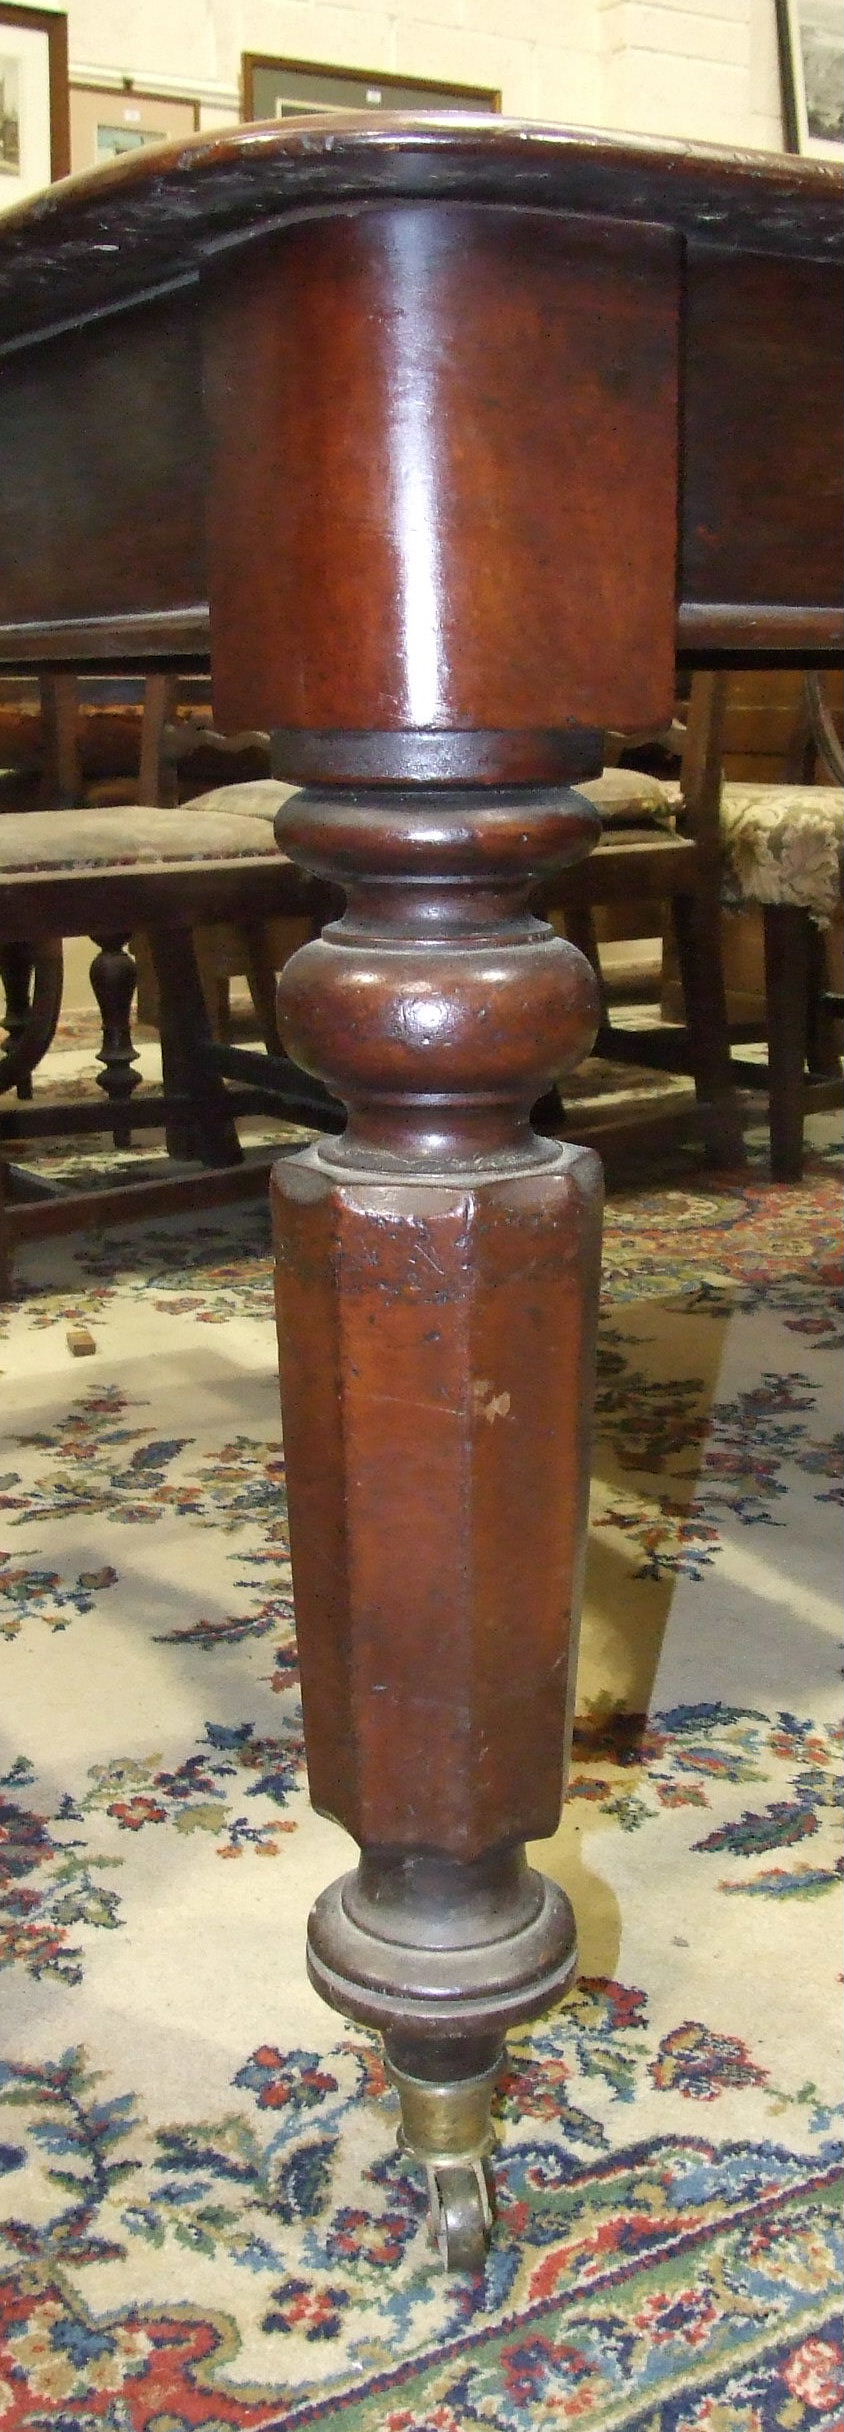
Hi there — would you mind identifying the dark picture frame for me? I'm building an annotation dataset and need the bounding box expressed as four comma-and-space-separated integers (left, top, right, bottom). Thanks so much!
0, 3, 68, 196
241, 53, 501, 125
776, 0, 843, 156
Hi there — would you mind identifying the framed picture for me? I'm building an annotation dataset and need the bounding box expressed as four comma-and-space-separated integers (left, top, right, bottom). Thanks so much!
69, 84, 200, 175
0, 3, 68, 200
776, 0, 843, 156
241, 54, 500, 125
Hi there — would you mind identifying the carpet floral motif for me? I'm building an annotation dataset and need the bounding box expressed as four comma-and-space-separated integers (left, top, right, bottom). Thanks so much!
0, 1122, 840, 2427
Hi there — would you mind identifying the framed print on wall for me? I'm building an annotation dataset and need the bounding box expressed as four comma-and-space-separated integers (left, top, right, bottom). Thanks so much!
69, 84, 200, 175
0, 3, 69, 199
241, 54, 501, 124
776, 0, 844, 156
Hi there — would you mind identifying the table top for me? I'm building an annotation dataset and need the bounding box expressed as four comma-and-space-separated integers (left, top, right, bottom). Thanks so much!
0, 114, 839, 700
0, 113, 841, 350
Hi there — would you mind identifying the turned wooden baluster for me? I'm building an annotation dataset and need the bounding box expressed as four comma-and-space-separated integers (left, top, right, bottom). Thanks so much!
270, 783, 603, 2262
203, 185, 680, 2262
89, 935, 141, 1147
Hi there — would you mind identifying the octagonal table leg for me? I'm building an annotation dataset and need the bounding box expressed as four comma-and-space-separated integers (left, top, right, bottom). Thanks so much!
203, 187, 681, 2263
270, 780, 603, 2264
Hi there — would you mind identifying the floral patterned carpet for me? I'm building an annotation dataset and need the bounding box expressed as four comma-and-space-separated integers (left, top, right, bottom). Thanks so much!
0, 1107, 841, 2430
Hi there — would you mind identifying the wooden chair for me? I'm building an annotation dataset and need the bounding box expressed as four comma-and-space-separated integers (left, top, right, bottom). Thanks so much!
675, 670, 843, 1178
0, 672, 88, 1099
549, 671, 842, 1180
541, 751, 748, 1167
0, 793, 338, 1296
0, 669, 287, 1098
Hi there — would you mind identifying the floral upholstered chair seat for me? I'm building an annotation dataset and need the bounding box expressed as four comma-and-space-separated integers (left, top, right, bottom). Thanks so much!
716, 782, 844, 928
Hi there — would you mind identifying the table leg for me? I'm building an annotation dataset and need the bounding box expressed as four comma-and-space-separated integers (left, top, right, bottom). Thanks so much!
203, 188, 681, 2263
270, 780, 603, 2265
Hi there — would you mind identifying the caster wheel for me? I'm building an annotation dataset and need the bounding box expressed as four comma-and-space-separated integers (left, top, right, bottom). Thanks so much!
427, 2159, 493, 2271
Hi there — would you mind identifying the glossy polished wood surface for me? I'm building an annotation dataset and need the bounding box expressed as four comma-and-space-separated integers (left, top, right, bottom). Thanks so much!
0, 297, 205, 630
272, 786, 604, 1855
0, 114, 841, 340
681, 251, 843, 614
0, 116, 841, 681
205, 204, 679, 755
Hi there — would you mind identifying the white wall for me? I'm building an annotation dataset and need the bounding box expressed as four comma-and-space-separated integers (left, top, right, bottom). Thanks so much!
58, 0, 787, 149
600, 0, 784, 150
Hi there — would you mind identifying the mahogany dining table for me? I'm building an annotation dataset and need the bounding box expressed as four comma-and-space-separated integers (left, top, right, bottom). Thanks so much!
0, 116, 841, 2266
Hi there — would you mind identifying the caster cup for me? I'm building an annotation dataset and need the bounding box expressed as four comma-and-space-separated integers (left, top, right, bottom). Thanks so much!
389, 2049, 500, 2270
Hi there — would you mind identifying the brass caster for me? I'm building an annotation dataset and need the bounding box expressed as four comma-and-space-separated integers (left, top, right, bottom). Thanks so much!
305, 1850, 577, 2271
427, 2157, 494, 2272
387, 2048, 500, 2269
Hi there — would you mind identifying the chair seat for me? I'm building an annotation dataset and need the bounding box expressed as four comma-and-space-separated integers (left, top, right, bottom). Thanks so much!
574, 767, 676, 828
179, 778, 294, 824
187, 772, 680, 852
0, 804, 287, 875
717, 782, 844, 925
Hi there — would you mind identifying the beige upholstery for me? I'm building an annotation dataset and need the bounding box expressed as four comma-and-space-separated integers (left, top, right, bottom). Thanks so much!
574, 767, 676, 828
179, 779, 294, 825
0, 805, 287, 875
185, 769, 678, 841
575, 765, 843, 925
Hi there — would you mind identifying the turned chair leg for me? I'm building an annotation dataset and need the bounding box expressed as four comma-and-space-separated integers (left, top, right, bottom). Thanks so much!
1, 946, 37, 1100
0, 942, 65, 1110
671, 886, 746, 1166
763, 903, 812, 1181
89, 936, 142, 1149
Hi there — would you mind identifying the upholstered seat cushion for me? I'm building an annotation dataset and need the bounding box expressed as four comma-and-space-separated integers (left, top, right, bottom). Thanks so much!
0, 805, 288, 875
185, 768, 678, 836
718, 782, 844, 925
573, 767, 677, 828
180, 779, 294, 824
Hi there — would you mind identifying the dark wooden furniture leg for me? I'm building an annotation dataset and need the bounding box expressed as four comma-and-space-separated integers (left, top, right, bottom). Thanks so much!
89, 935, 141, 1147
763, 902, 812, 1181
38, 670, 81, 806
271, 783, 603, 2262
0, 944, 37, 1099
805, 920, 841, 1080
0, 941, 64, 1100
203, 193, 683, 2260
149, 925, 243, 1167
671, 887, 747, 1165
